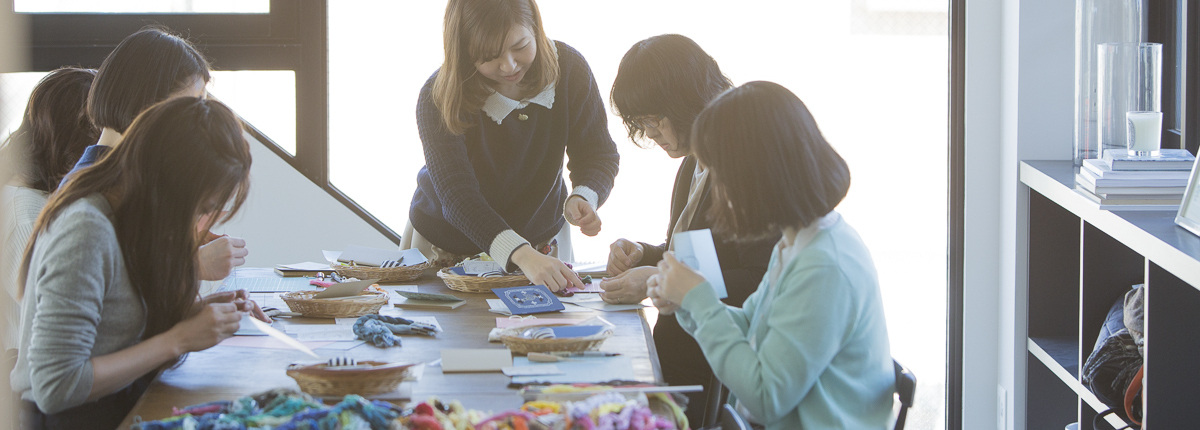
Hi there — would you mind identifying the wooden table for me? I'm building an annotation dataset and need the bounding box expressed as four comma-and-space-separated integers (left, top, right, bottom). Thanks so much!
118, 277, 662, 428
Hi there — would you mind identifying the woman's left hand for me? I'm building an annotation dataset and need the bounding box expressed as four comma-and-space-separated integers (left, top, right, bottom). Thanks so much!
564, 196, 602, 236
649, 251, 706, 314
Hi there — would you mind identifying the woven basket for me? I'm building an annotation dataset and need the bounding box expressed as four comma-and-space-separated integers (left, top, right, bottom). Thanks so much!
287, 361, 417, 397
280, 290, 388, 318
497, 324, 612, 355
334, 261, 432, 283
437, 268, 531, 293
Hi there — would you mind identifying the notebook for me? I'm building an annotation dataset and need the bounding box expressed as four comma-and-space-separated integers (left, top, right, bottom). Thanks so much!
218, 269, 318, 293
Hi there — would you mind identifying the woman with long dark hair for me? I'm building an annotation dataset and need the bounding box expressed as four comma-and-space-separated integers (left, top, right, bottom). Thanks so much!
603, 34, 776, 425
404, 0, 619, 291
11, 97, 253, 430
64, 26, 248, 285
1, 68, 98, 351
648, 81, 895, 429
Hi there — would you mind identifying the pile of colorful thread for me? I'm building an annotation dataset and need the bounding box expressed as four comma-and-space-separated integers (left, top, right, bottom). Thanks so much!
132, 388, 402, 430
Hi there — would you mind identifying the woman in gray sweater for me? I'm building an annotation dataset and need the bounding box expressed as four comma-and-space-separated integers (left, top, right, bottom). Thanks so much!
11, 97, 254, 430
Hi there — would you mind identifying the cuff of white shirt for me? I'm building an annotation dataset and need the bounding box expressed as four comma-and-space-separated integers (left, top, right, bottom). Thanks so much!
569, 186, 599, 211
490, 229, 530, 272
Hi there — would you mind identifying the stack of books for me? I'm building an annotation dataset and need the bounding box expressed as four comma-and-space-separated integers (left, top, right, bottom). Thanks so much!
1075, 149, 1196, 211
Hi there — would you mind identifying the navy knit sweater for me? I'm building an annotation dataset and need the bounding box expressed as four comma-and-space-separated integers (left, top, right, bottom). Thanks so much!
410, 41, 619, 258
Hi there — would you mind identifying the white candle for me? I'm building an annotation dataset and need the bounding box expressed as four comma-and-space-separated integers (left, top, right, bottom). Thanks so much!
1126, 111, 1163, 155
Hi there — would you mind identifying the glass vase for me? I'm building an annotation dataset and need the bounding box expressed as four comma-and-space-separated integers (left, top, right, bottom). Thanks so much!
1074, 0, 1145, 165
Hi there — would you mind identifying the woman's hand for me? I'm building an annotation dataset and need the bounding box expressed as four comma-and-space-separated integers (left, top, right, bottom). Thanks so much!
564, 196, 602, 236
200, 289, 271, 323
600, 266, 657, 304
647, 252, 706, 314
197, 233, 248, 281
511, 245, 583, 292
168, 302, 244, 355
606, 238, 644, 276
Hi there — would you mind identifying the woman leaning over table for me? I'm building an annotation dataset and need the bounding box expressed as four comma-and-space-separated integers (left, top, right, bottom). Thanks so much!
602, 34, 776, 425
11, 97, 260, 430
403, 0, 619, 291
648, 81, 895, 429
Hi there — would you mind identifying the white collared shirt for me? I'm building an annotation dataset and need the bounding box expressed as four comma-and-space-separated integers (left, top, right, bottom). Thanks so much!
481, 84, 556, 125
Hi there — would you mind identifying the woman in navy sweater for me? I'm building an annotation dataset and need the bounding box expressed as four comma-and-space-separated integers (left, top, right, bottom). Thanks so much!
406, 0, 619, 291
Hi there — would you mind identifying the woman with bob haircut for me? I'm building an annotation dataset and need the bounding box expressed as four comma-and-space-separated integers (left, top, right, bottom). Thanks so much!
647, 81, 895, 429
405, 0, 619, 291
64, 26, 249, 285
11, 97, 257, 430
1, 68, 98, 351
603, 34, 776, 425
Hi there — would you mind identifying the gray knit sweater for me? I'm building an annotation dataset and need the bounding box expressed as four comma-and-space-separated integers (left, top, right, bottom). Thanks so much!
9, 193, 146, 414
2, 185, 47, 350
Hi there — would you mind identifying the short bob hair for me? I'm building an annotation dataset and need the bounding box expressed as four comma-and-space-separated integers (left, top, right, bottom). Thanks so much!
2, 68, 98, 193
610, 34, 732, 149
433, 0, 559, 135
692, 81, 850, 241
87, 26, 211, 134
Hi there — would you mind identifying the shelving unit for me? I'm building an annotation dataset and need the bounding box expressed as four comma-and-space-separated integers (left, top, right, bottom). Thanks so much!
1021, 161, 1200, 429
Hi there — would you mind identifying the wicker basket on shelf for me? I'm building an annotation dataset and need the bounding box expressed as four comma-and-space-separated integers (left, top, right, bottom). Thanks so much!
280, 289, 388, 318
287, 361, 418, 397
437, 267, 531, 293
334, 261, 432, 283
497, 324, 612, 355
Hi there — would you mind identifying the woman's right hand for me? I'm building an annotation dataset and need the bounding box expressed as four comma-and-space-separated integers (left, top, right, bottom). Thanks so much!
169, 302, 244, 355
606, 238, 644, 276
511, 245, 583, 292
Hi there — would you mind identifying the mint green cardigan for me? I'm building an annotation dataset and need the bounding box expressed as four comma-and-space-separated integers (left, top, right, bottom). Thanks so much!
676, 214, 895, 429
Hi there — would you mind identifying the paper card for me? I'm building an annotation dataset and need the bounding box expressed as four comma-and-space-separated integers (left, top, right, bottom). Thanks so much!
278, 262, 332, 271
567, 301, 644, 312
462, 260, 504, 275
313, 340, 366, 351
486, 299, 512, 316
441, 348, 512, 373
249, 318, 320, 358
217, 336, 333, 351
570, 261, 609, 276
494, 285, 565, 315
312, 278, 379, 299
672, 229, 728, 299
562, 279, 605, 294
510, 356, 635, 384
234, 315, 268, 336
558, 293, 603, 304
296, 330, 358, 341
502, 365, 564, 376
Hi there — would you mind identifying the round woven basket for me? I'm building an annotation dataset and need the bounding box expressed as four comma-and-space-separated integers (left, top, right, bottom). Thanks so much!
497, 324, 612, 355
334, 261, 432, 283
437, 268, 531, 293
280, 290, 388, 318
287, 361, 417, 397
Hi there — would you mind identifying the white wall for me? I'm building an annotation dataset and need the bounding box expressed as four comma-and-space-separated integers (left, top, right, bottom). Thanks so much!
964, 0, 1075, 429
214, 132, 396, 267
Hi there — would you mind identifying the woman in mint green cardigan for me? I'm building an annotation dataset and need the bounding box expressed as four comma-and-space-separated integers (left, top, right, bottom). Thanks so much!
647, 81, 895, 429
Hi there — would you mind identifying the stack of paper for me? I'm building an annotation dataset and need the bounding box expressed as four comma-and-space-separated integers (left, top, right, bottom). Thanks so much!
1074, 150, 1196, 210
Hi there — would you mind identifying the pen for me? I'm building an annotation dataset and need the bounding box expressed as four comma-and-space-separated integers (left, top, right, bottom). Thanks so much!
546, 351, 621, 357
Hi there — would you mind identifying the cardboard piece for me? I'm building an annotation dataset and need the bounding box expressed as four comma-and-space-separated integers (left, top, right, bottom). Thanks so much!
440, 348, 512, 373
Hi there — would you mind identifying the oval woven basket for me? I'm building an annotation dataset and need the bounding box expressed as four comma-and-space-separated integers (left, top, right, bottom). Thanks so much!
287, 361, 417, 397
280, 290, 388, 318
437, 268, 531, 293
334, 261, 432, 283
497, 324, 612, 355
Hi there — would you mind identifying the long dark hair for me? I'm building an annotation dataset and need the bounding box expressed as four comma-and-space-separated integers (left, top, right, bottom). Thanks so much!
434, 0, 558, 135
692, 81, 850, 241
21, 97, 251, 339
0, 68, 98, 192
87, 26, 211, 134
611, 34, 732, 149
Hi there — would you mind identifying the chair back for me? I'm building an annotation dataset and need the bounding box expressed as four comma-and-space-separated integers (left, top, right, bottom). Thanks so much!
894, 359, 918, 430
719, 403, 751, 430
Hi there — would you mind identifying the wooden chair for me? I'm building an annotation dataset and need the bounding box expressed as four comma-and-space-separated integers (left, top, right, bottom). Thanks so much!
894, 359, 918, 430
